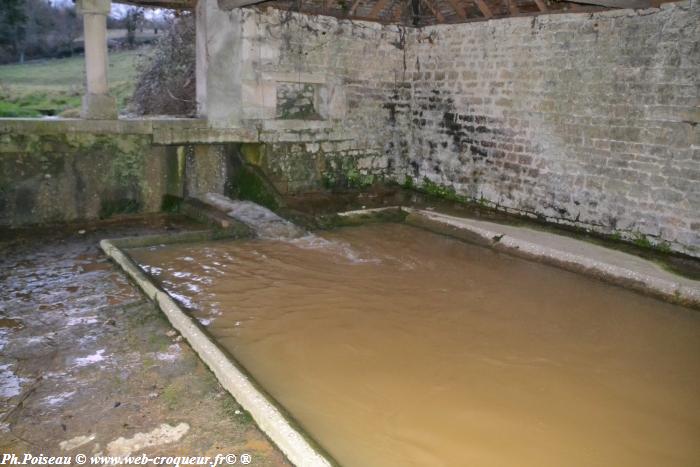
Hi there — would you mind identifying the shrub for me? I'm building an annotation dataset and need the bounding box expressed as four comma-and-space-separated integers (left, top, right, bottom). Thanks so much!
131, 13, 195, 116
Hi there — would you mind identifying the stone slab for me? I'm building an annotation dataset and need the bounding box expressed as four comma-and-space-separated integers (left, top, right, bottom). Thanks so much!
404, 209, 700, 309
101, 237, 334, 467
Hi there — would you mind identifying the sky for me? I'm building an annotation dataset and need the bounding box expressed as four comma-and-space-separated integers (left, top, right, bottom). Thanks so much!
51, 0, 168, 19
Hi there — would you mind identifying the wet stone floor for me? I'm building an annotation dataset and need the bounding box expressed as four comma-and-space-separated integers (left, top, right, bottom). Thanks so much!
0, 216, 289, 466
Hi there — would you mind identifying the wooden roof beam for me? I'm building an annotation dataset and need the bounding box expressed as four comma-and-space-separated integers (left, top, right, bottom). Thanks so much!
534, 0, 547, 11
445, 0, 467, 18
369, 0, 391, 18
506, 0, 519, 14
560, 0, 651, 7
218, 0, 270, 9
474, 0, 493, 17
421, 0, 445, 21
349, 0, 364, 15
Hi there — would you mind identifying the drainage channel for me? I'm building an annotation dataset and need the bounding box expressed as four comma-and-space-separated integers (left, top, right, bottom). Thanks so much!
101, 194, 336, 467
101, 198, 700, 466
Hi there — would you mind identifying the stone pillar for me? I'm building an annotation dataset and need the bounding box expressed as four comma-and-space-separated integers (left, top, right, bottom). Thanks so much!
185, 145, 229, 198
77, 0, 117, 120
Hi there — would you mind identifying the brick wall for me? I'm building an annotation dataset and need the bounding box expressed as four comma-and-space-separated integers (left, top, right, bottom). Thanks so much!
198, 1, 699, 256
404, 2, 699, 256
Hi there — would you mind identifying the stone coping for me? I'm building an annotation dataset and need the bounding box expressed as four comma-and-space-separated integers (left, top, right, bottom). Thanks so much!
0, 117, 259, 144
352, 207, 698, 309
338, 206, 700, 309
0, 117, 349, 145
100, 232, 337, 467
99, 205, 699, 466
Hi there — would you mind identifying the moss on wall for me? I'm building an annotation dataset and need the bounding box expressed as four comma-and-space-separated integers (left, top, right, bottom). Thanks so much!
239, 141, 389, 194
227, 144, 281, 210
0, 130, 181, 227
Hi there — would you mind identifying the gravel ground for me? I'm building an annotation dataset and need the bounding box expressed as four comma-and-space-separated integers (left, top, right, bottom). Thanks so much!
0, 215, 290, 467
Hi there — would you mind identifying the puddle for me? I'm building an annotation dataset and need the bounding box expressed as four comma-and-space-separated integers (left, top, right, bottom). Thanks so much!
73, 349, 108, 368
43, 391, 77, 407
131, 223, 700, 467
0, 318, 24, 330
0, 363, 27, 398
154, 344, 181, 362
106, 423, 189, 457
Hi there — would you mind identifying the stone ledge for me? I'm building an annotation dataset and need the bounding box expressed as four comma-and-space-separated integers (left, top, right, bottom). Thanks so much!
403, 209, 700, 309
0, 118, 154, 135
0, 118, 260, 144
101, 237, 335, 467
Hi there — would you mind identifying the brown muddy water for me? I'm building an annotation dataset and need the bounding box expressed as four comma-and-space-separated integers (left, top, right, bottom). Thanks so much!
130, 223, 700, 467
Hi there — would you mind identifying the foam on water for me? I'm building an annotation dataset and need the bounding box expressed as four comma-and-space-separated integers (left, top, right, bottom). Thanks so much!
201, 193, 379, 264
203, 193, 305, 240
0, 363, 26, 398
73, 349, 108, 368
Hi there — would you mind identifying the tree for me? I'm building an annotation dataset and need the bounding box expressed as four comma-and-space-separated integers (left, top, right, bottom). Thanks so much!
0, 0, 28, 63
53, 5, 82, 57
125, 8, 144, 49
0, 0, 82, 63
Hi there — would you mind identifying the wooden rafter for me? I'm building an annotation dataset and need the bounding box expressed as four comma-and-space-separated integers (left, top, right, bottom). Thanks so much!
474, 0, 493, 17
369, 0, 391, 18
445, 0, 467, 18
422, 0, 446, 21
394, 0, 404, 20
506, 0, 519, 14
218, 0, 269, 9
533, 0, 547, 11
114, 0, 194, 8
562, 0, 650, 7
349, 0, 364, 15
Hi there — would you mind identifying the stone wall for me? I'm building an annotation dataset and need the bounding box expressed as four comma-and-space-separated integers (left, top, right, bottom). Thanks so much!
196, 3, 411, 191
0, 122, 184, 227
2, 2, 696, 256
404, 2, 699, 256
195, 2, 698, 256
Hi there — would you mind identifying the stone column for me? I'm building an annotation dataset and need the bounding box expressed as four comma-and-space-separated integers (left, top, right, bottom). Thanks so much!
77, 0, 117, 120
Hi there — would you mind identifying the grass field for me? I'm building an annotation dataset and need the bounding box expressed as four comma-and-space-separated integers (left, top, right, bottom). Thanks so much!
0, 48, 150, 117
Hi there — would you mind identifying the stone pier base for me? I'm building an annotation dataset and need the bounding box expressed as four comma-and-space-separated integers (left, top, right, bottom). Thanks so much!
81, 93, 118, 120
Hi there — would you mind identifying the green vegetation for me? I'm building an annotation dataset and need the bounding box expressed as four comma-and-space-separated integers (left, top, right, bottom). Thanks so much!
228, 163, 280, 211
221, 397, 254, 425
419, 177, 468, 203
161, 194, 183, 213
346, 168, 375, 189
0, 48, 148, 117
162, 382, 183, 411
632, 231, 653, 250
100, 199, 141, 219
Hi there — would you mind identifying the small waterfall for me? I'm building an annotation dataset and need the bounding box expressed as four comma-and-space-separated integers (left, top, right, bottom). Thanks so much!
202, 193, 306, 240
200, 193, 380, 264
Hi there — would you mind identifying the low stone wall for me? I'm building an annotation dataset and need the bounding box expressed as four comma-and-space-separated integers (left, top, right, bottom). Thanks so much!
0, 119, 272, 227
0, 125, 177, 227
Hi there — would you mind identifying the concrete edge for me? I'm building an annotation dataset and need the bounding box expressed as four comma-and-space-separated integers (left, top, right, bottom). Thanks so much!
330, 206, 408, 227
108, 230, 236, 249
336, 206, 403, 217
99, 238, 335, 467
402, 209, 700, 309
